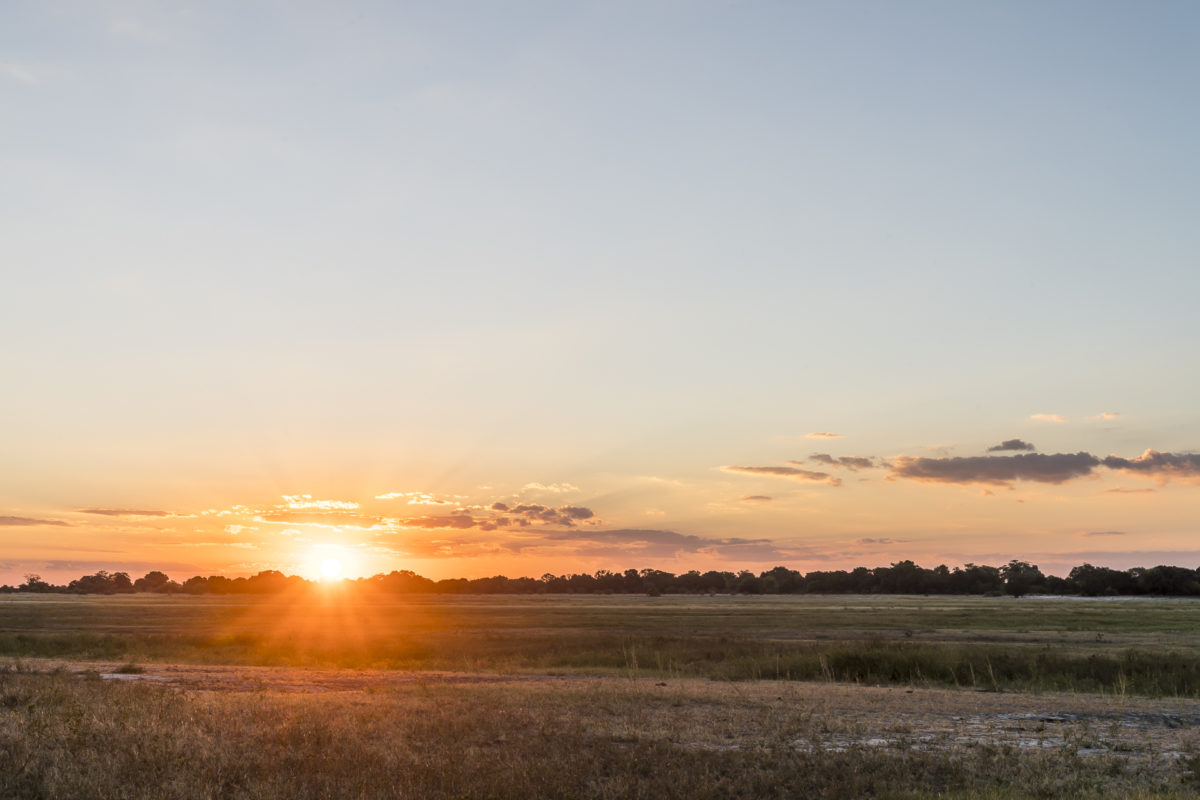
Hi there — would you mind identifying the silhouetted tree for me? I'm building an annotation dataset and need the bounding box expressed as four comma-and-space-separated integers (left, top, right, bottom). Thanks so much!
1000, 560, 1044, 597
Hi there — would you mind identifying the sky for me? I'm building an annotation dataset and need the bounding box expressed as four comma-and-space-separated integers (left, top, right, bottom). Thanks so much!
3, 0, 1199, 584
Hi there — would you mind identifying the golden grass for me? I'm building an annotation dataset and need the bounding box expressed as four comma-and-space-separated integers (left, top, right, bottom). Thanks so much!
2, 664, 1199, 799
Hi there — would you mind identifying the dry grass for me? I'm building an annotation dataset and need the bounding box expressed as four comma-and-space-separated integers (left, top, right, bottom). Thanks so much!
2, 664, 1199, 799
4, 594, 1200, 797
3, 594, 1200, 695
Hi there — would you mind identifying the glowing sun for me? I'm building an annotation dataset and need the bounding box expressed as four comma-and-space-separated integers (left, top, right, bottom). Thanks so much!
319, 557, 343, 580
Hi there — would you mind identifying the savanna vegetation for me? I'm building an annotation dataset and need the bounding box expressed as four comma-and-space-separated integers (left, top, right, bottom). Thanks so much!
5, 593, 1200, 797
4, 593, 1200, 696
3, 665, 1200, 800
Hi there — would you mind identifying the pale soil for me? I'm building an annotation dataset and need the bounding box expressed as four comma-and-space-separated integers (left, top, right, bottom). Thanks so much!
14, 657, 1200, 772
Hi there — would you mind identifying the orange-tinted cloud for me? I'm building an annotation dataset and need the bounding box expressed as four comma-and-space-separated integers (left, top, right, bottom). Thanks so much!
400, 503, 597, 531
1031, 413, 1066, 423
0, 516, 72, 527
805, 432, 842, 439
78, 508, 170, 517
1102, 450, 1200, 484
722, 465, 841, 486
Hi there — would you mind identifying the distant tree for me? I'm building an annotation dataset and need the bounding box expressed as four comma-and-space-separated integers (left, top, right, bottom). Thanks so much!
134, 571, 171, 592
67, 570, 134, 594
1137, 565, 1200, 596
1000, 560, 1045, 598
20, 574, 54, 593
760, 566, 802, 594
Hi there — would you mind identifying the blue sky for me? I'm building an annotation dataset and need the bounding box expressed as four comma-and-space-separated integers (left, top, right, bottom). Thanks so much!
2, 1, 1199, 582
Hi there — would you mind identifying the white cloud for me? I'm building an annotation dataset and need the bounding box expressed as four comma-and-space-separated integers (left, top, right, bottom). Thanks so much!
522, 482, 579, 493
1030, 413, 1066, 423
0, 63, 38, 84
281, 494, 359, 511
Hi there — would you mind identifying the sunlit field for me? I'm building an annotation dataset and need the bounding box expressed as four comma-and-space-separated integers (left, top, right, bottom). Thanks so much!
4, 594, 1200, 798
4, 593, 1200, 693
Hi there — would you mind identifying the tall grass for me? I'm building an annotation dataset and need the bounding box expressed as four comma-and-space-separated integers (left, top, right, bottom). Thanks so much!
1, 670, 1195, 800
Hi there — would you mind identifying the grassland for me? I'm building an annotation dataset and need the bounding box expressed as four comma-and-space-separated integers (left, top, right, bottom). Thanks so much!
4, 593, 1200, 798
3, 593, 1200, 694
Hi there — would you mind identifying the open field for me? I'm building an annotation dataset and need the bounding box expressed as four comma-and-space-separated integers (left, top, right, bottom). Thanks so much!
4, 594, 1200, 798
3, 593, 1200, 694
4, 663, 1200, 799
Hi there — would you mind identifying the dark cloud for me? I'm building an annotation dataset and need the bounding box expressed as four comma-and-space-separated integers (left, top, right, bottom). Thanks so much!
889, 452, 1101, 486
1083, 530, 1127, 537
78, 508, 170, 517
722, 465, 841, 486
855, 537, 908, 545
0, 516, 72, 527
804, 455, 876, 471
399, 503, 597, 531
740, 495, 773, 502
987, 439, 1036, 453
1101, 450, 1200, 484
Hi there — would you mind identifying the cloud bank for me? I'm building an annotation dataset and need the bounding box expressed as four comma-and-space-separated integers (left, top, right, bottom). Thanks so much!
1101, 450, 1200, 484
889, 452, 1101, 486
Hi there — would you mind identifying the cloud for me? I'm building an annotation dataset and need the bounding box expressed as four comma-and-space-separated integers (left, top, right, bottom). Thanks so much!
1031, 414, 1066, 423
740, 495, 773, 503
1082, 530, 1127, 537
399, 514, 488, 530
806, 432, 842, 439
987, 439, 1036, 453
855, 537, 909, 545
375, 491, 459, 505
536, 528, 791, 560
1102, 487, 1155, 494
888, 452, 1101, 487
398, 502, 597, 531
1101, 450, 1200, 484
78, 508, 169, 517
1094, 412, 1121, 421
805, 455, 877, 471
0, 63, 38, 84
722, 465, 841, 486
281, 495, 359, 511
255, 511, 385, 529
522, 482, 579, 493
0, 516, 72, 527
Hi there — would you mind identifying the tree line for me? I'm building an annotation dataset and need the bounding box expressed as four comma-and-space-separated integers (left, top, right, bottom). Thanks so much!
5, 560, 1200, 597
